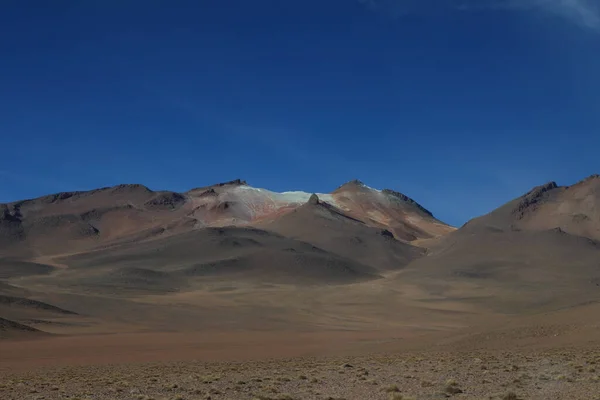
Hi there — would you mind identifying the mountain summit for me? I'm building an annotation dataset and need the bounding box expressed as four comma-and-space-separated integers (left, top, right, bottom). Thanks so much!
461, 174, 600, 240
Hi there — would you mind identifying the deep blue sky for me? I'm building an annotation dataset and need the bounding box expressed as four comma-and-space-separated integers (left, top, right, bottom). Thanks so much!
1, 1, 599, 226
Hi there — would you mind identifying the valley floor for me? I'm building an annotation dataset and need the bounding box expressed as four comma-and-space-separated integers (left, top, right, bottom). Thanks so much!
3, 275, 600, 400
3, 315, 600, 400
2, 340, 600, 400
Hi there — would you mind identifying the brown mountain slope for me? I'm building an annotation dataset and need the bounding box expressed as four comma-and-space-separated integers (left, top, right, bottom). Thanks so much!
0, 317, 46, 339
0, 182, 438, 337
0, 295, 78, 316
258, 194, 424, 271
458, 174, 600, 240
0, 184, 192, 258
398, 175, 600, 313
0, 258, 56, 279
400, 228, 600, 312
0, 179, 452, 261
0, 295, 80, 333
2, 175, 600, 344
330, 180, 455, 241
43, 227, 381, 289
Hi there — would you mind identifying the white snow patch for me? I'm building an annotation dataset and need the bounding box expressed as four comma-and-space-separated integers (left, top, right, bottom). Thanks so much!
231, 186, 337, 206
363, 184, 381, 193
279, 191, 336, 205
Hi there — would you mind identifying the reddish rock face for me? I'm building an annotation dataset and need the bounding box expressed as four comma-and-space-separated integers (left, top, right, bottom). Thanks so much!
183, 180, 454, 242
328, 180, 455, 242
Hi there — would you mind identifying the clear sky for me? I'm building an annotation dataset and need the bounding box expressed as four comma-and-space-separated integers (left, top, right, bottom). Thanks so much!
1, 0, 599, 226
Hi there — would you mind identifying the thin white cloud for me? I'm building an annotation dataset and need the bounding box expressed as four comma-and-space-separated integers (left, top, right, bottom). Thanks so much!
538, 0, 600, 29
359, 0, 600, 31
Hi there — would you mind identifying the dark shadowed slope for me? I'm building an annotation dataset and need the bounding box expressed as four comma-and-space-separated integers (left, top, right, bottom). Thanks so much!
0, 281, 29, 297
0, 258, 56, 279
51, 227, 380, 289
0, 295, 81, 329
0, 295, 78, 315
400, 228, 600, 312
0, 317, 46, 339
259, 194, 424, 272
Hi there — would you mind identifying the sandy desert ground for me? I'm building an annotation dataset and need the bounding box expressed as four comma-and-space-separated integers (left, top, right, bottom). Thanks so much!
3, 324, 600, 400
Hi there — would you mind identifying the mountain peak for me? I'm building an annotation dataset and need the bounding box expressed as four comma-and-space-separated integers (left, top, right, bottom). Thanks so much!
111, 184, 152, 193
187, 179, 247, 194
336, 179, 367, 190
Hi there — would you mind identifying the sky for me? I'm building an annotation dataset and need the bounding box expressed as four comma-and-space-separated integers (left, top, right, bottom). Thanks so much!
1, 0, 599, 226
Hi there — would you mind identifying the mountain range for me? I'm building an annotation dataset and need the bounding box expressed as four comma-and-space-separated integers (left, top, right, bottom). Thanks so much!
1, 174, 599, 338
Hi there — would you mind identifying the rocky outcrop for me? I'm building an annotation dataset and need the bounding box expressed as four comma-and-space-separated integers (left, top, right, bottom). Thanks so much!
198, 188, 218, 197
379, 229, 394, 238
382, 189, 434, 217
144, 192, 186, 209
110, 184, 153, 194
214, 179, 247, 187
513, 182, 558, 219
